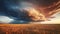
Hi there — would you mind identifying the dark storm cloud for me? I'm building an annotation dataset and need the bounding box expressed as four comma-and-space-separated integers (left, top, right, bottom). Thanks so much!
0, 0, 33, 24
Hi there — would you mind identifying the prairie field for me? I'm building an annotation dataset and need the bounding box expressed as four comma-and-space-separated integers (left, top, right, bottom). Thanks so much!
0, 24, 60, 34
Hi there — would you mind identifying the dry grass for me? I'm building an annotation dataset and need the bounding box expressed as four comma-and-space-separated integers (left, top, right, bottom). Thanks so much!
0, 24, 60, 34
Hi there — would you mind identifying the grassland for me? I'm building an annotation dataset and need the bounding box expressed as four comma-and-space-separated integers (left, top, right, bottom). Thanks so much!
0, 24, 60, 34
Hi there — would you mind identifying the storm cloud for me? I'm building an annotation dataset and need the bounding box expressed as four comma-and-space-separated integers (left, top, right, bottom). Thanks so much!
0, 0, 60, 24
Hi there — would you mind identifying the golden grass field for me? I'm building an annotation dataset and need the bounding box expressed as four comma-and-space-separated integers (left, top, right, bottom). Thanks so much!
0, 24, 60, 34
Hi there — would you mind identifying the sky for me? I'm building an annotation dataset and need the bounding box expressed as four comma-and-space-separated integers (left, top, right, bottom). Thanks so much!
0, 11, 60, 24
0, 0, 60, 24
30, 12, 60, 24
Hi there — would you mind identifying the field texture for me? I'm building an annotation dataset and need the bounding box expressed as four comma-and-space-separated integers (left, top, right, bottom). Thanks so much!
0, 24, 60, 34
